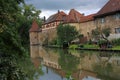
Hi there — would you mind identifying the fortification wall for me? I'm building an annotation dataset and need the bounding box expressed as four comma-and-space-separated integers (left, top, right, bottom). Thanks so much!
38, 28, 57, 45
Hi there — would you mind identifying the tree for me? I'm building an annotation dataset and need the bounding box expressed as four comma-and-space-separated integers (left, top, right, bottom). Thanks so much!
92, 27, 111, 41
57, 24, 78, 45
92, 27, 111, 48
0, 0, 42, 56
0, 0, 25, 55
17, 4, 42, 47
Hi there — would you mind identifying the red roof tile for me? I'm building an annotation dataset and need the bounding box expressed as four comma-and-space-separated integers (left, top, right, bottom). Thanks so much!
80, 14, 95, 23
66, 9, 84, 23
45, 11, 67, 24
95, 0, 120, 17
29, 20, 40, 32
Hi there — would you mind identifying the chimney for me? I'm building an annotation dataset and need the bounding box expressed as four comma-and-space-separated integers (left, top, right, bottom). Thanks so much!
43, 16, 46, 23
82, 13, 85, 16
58, 10, 60, 13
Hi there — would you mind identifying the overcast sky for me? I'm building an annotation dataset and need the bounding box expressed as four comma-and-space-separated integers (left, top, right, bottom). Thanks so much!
25, 0, 109, 19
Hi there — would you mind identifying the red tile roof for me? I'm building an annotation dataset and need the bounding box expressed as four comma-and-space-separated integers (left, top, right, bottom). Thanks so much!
66, 9, 84, 23
95, 0, 120, 17
45, 11, 67, 24
80, 14, 95, 23
29, 20, 41, 32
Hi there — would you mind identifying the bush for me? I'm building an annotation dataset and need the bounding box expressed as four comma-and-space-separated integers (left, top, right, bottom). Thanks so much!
98, 40, 107, 45
79, 44, 84, 48
112, 38, 120, 46
49, 38, 57, 45
0, 53, 25, 80
69, 45, 78, 49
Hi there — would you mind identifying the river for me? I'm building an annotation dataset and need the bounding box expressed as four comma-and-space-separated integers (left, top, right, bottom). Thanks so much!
29, 46, 120, 80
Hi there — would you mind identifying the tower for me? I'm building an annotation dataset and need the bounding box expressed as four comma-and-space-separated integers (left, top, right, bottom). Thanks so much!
29, 20, 41, 58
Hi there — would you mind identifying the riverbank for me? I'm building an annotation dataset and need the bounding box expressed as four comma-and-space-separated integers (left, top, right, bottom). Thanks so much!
44, 45, 120, 53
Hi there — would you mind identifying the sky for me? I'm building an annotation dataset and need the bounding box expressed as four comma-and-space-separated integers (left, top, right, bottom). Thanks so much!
25, 0, 109, 19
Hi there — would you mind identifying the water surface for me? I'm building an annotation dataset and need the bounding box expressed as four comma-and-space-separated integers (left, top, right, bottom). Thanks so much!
30, 46, 120, 80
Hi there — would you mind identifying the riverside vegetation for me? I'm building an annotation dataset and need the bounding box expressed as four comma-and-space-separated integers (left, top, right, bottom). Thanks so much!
0, 0, 43, 79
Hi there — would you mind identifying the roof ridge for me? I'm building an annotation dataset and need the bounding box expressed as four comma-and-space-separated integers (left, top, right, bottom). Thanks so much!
95, 0, 120, 17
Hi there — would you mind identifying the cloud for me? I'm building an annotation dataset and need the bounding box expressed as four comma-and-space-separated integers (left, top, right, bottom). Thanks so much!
25, 0, 108, 10
25, 0, 109, 18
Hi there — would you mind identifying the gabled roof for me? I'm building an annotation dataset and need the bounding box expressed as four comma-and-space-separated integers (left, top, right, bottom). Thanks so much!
29, 20, 41, 32
45, 11, 67, 24
80, 14, 95, 23
95, 0, 120, 17
65, 9, 84, 23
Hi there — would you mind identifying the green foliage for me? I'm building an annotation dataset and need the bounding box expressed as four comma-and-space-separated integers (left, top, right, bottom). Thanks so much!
92, 27, 111, 40
0, 0, 26, 56
49, 38, 57, 45
57, 24, 78, 45
84, 44, 99, 49
102, 27, 111, 37
112, 38, 120, 46
0, 53, 25, 80
98, 40, 107, 45
69, 44, 78, 49
0, 0, 42, 79
0, 0, 42, 54
18, 4, 42, 47
17, 58, 43, 80
92, 28, 100, 39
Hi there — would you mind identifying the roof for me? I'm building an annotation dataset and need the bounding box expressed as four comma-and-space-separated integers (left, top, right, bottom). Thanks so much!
29, 20, 41, 32
80, 14, 95, 23
65, 9, 84, 23
45, 11, 67, 24
95, 0, 120, 17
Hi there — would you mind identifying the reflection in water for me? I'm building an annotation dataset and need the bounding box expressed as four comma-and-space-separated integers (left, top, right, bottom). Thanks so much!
18, 58, 43, 80
30, 46, 120, 80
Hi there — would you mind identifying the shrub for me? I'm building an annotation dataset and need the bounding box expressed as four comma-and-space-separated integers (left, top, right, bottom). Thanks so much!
49, 38, 57, 45
0, 53, 25, 80
112, 38, 120, 46
79, 44, 84, 48
69, 45, 78, 49
98, 40, 107, 45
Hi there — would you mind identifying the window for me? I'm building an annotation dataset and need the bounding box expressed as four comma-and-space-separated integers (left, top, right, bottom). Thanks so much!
115, 13, 120, 19
115, 27, 120, 33
101, 18, 105, 23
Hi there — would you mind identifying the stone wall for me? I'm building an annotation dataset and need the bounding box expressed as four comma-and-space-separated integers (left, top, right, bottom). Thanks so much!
30, 32, 39, 45
79, 21, 96, 40
95, 13, 120, 34
66, 20, 96, 40
38, 28, 57, 45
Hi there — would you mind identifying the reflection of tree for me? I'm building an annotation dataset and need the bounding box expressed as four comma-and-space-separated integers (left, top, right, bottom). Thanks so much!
93, 58, 115, 80
58, 49, 80, 74
18, 58, 43, 80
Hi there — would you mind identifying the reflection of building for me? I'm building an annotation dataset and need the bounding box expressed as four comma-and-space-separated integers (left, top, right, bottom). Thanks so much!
31, 47, 120, 80
31, 58, 42, 69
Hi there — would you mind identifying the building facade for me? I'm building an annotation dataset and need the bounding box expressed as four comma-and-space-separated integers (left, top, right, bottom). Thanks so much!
29, 0, 120, 45
94, 0, 120, 40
